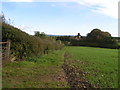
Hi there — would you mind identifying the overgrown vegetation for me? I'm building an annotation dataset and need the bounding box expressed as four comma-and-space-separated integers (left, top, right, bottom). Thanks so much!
2, 22, 64, 60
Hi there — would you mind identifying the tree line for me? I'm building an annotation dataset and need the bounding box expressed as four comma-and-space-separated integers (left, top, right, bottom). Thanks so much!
56, 29, 118, 49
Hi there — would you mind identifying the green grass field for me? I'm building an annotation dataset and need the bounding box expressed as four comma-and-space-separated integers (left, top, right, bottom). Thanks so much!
2, 49, 69, 88
2, 46, 118, 88
66, 46, 118, 88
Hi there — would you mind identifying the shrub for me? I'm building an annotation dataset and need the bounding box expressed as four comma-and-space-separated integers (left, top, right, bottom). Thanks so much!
2, 22, 64, 60
70, 29, 118, 49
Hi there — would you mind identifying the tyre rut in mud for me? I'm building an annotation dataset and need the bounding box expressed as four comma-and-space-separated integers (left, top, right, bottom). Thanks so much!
62, 52, 93, 88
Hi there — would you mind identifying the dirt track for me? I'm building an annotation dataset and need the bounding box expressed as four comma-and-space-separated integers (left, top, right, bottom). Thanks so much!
62, 52, 93, 88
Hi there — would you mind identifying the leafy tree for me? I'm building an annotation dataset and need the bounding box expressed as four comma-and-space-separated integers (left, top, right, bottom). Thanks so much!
0, 11, 5, 23
34, 31, 46, 38
34, 31, 41, 37
86, 28, 118, 48
40, 32, 46, 38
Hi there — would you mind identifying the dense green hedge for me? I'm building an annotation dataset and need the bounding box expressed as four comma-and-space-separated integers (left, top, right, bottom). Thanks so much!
70, 38, 118, 49
71, 40, 118, 49
70, 29, 118, 49
2, 23, 64, 60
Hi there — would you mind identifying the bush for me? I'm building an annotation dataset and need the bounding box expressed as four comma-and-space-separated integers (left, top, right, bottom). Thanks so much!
70, 29, 118, 49
2, 22, 64, 60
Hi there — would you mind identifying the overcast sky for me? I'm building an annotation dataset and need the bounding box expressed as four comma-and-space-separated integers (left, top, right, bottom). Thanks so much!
2, 0, 119, 36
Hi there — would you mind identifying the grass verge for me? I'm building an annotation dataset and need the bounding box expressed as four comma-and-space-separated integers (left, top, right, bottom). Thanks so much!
2, 49, 69, 88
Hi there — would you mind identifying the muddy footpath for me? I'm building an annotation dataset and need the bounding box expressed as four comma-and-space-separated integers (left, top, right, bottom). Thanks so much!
62, 52, 93, 88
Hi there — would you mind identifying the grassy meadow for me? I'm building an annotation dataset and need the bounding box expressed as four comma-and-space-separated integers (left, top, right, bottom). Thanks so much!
3, 46, 118, 88
66, 46, 118, 88
2, 3, 118, 89
3, 49, 69, 88
67, 47, 118, 88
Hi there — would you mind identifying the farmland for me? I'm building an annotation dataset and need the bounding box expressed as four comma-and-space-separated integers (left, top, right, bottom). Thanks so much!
65, 46, 118, 88
2, 2, 118, 89
2, 46, 118, 88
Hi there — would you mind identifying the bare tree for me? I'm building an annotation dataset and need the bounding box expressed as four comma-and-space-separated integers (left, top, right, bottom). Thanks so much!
1, 11, 5, 23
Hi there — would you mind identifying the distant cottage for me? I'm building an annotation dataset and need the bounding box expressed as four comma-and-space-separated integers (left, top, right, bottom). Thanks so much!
75, 33, 82, 40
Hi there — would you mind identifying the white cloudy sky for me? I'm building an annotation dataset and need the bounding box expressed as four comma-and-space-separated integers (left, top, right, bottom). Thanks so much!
2, 0, 119, 36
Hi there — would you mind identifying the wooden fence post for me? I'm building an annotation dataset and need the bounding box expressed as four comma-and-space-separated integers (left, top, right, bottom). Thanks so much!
7, 40, 10, 60
2, 40, 11, 65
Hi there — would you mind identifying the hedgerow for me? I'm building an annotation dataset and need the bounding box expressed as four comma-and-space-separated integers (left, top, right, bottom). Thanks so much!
2, 22, 64, 60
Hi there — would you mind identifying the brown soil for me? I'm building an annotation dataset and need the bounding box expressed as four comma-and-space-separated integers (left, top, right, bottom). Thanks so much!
62, 52, 93, 88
